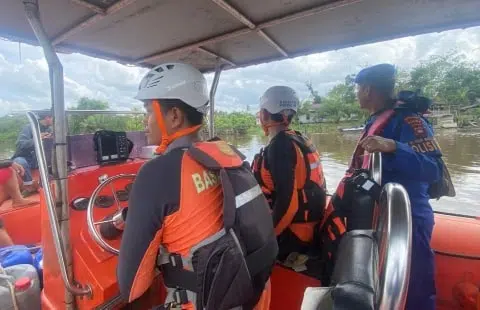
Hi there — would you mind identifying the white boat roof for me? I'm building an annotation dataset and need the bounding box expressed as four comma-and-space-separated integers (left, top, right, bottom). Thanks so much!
1, 0, 480, 73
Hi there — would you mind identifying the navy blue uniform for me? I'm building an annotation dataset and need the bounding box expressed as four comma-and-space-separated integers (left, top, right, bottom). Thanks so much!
365, 109, 441, 310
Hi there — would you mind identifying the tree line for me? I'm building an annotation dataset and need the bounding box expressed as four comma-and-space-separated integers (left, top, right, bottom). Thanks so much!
1, 52, 479, 151
297, 52, 480, 125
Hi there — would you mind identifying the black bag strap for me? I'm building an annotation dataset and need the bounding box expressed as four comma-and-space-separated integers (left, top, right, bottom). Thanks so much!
162, 265, 198, 293
219, 169, 236, 231
252, 148, 267, 189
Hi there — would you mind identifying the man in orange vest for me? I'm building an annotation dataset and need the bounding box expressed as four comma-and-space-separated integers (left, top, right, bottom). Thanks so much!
252, 86, 327, 273
118, 63, 277, 310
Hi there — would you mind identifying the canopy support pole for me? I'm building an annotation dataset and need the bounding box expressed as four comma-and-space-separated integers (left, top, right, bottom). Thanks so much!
209, 64, 223, 139
23, 0, 91, 306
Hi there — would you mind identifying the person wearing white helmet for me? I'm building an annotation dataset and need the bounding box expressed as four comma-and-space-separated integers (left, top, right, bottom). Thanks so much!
252, 86, 327, 276
118, 63, 276, 310
134, 62, 209, 153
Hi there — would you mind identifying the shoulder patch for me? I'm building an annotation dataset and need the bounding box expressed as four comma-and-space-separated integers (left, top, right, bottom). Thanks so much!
404, 116, 428, 138
215, 140, 236, 157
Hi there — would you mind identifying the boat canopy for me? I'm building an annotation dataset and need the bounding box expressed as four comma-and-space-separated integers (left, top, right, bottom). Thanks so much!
1, 0, 480, 73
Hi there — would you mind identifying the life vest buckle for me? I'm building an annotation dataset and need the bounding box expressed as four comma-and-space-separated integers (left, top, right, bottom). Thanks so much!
173, 288, 189, 305
169, 253, 184, 268
346, 169, 382, 201
154, 301, 182, 310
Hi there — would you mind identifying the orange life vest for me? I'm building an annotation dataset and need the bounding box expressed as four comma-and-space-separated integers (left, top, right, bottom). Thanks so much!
335, 109, 395, 201
159, 140, 277, 310
316, 109, 395, 285
251, 130, 327, 242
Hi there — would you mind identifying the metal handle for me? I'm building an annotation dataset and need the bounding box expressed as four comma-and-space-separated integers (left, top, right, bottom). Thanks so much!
375, 183, 412, 310
369, 151, 382, 185
26, 112, 92, 297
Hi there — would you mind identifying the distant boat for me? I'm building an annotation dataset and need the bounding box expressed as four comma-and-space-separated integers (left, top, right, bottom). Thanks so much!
339, 126, 364, 133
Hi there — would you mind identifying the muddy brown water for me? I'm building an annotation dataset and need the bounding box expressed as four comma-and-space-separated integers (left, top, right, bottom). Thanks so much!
231, 130, 480, 217
1, 129, 478, 216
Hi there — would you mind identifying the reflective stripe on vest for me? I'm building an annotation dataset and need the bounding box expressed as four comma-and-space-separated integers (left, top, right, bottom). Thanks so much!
236, 185, 263, 208
310, 161, 321, 170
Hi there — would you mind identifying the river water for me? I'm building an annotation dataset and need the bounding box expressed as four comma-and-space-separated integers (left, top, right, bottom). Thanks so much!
230, 130, 480, 217
1, 130, 479, 216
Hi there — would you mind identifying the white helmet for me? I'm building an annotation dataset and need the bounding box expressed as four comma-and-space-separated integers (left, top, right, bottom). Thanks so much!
260, 86, 299, 114
136, 63, 209, 113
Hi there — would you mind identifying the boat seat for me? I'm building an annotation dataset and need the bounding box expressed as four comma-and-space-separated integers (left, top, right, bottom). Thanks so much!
301, 230, 378, 310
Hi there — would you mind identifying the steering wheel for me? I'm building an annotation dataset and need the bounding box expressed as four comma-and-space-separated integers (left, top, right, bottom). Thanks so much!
87, 174, 136, 255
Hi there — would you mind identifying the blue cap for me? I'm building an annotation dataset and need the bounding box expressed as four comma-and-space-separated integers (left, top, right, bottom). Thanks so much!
355, 64, 396, 89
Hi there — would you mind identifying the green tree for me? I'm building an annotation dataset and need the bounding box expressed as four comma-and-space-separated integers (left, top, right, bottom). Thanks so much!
68, 97, 143, 134
405, 53, 480, 106
215, 111, 256, 135
306, 81, 322, 104
316, 74, 366, 123
0, 115, 28, 153
73, 97, 110, 110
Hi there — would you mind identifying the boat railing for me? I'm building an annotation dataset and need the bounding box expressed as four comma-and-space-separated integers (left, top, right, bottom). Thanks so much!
27, 110, 92, 297
24, 0, 91, 302
375, 182, 412, 309
65, 110, 146, 115
11, 109, 146, 116
369, 152, 382, 186
369, 152, 412, 308
371, 152, 412, 309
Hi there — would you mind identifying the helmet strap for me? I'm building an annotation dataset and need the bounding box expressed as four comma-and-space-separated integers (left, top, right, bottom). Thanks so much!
152, 100, 202, 154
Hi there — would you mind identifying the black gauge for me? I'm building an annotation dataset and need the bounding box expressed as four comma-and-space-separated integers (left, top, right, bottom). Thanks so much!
124, 183, 133, 193
95, 195, 114, 208
115, 190, 129, 202
71, 197, 89, 211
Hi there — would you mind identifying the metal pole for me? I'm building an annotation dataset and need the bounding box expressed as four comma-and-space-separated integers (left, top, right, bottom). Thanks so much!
26, 112, 92, 298
23, 0, 89, 306
209, 65, 223, 139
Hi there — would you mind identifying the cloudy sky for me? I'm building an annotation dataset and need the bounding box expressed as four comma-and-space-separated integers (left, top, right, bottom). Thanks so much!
0, 26, 479, 116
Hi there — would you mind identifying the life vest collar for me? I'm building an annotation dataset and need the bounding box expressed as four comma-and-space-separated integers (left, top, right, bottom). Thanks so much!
163, 135, 197, 154
348, 109, 396, 171
152, 99, 203, 154
188, 140, 245, 170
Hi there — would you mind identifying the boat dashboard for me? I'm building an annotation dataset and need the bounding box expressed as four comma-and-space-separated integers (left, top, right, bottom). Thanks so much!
41, 159, 165, 309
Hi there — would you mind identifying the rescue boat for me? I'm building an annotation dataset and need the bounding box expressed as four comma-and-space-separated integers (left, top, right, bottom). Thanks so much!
1, 1, 480, 309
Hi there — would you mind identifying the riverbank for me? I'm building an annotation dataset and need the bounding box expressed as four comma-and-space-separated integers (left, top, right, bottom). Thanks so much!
292, 121, 362, 134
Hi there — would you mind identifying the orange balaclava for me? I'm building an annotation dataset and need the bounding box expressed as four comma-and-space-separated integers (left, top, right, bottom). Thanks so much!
152, 100, 202, 154
259, 109, 290, 136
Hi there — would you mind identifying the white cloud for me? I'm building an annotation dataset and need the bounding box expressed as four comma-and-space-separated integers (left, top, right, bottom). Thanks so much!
0, 26, 479, 116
